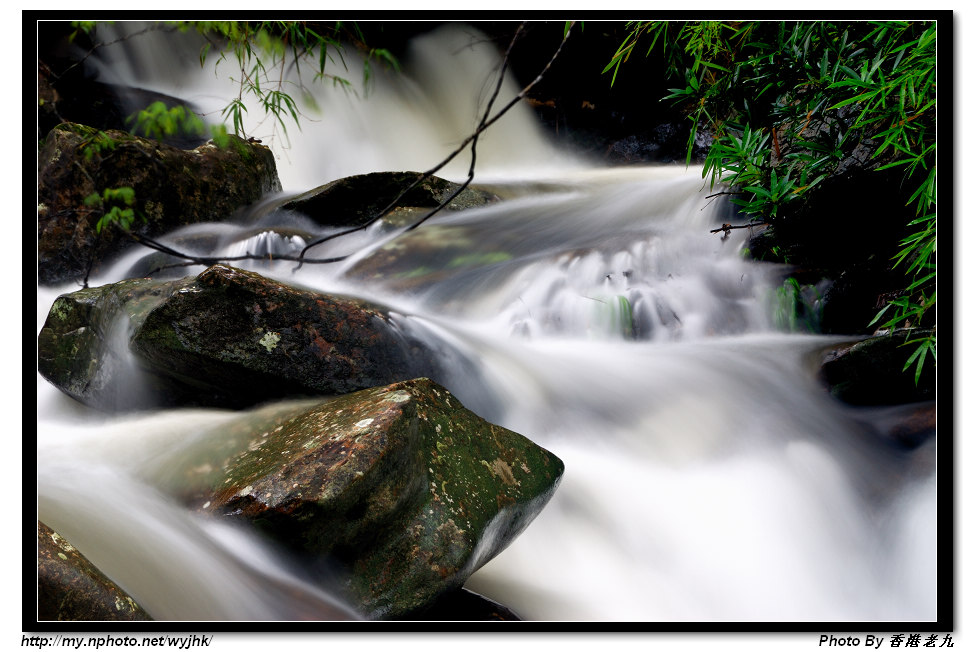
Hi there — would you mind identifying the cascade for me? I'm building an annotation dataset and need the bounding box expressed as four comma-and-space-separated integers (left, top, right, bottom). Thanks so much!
35, 23, 937, 622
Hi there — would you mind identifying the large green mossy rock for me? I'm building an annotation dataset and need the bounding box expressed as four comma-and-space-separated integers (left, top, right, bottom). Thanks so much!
279, 171, 498, 228
37, 265, 431, 410
37, 123, 281, 285
37, 522, 152, 621
164, 378, 563, 619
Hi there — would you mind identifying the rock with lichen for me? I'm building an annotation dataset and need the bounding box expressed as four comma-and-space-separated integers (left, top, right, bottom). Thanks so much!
37, 265, 435, 411
37, 521, 152, 621
159, 377, 563, 619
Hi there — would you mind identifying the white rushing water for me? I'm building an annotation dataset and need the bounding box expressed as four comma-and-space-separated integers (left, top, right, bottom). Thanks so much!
35, 22, 938, 622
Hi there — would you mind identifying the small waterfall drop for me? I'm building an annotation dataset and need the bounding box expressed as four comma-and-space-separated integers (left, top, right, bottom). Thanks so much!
86, 22, 577, 191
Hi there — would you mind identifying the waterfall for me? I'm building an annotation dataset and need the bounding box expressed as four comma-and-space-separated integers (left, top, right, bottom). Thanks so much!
85, 22, 578, 191
35, 22, 938, 623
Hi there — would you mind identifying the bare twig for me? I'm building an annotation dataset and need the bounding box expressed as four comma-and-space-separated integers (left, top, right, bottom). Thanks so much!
56, 24, 176, 80
293, 22, 572, 270
709, 222, 769, 235
114, 22, 575, 278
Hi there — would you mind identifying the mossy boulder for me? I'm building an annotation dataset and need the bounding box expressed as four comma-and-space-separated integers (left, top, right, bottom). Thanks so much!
37, 265, 434, 410
37, 123, 282, 285
164, 378, 563, 619
37, 275, 188, 411
37, 521, 152, 621
279, 171, 499, 228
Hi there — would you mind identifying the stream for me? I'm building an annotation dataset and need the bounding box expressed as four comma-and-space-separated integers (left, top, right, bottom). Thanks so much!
35, 22, 937, 622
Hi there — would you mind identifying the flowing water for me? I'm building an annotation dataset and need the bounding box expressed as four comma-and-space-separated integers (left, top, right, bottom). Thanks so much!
35, 23, 938, 622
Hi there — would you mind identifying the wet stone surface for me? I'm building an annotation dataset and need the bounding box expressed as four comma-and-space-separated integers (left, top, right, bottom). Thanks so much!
37, 521, 152, 621
279, 171, 499, 228
38, 265, 435, 410
166, 377, 564, 619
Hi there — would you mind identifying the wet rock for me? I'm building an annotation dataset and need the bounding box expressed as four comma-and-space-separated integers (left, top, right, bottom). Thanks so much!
37, 123, 281, 285
38, 265, 433, 410
344, 221, 515, 291
604, 123, 711, 165
37, 521, 152, 621
169, 378, 564, 619
818, 329, 936, 405
279, 171, 499, 228
37, 276, 187, 411
405, 588, 521, 621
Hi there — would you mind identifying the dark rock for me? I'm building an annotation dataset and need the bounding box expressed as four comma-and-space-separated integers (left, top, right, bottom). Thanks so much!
405, 588, 521, 621
279, 171, 499, 228
818, 330, 936, 405
131, 265, 429, 407
166, 377, 563, 619
37, 521, 152, 621
37, 265, 434, 410
602, 123, 712, 165
37, 275, 187, 411
37, 123, 281, 285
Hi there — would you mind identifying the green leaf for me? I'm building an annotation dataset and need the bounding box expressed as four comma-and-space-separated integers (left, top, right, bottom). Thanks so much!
902, 339, 931, 385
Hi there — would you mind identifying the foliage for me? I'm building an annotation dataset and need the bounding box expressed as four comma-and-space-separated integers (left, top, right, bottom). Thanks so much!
617, 295, 635, 339
67, 21, 101, 41
78, 129, 119, 161
126, 101, 205, 141
772, 277, 824, 333
174, 21, 397, 142
83, 186, 139, 233
71, 21, 399, 147
606, 20, 936, 381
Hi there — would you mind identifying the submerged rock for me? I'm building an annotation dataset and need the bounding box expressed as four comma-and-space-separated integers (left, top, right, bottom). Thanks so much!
37, 265, 433, 410
37, 122, 281, 285
279, 171, 499, 227
167, 378, 563, 619
854, 401, 937, 450
37, 521, 152, 621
